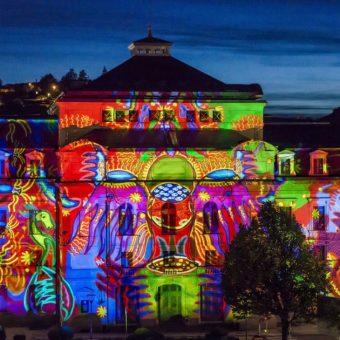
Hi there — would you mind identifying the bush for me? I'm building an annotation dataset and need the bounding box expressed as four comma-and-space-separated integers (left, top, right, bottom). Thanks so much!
127, 327, 164, 340
47, 325, 74, 340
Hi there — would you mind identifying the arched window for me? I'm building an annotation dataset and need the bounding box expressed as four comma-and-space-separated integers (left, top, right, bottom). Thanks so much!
119, 203, 134, 235
203, 202, 219, 234
161, 203, 176, 235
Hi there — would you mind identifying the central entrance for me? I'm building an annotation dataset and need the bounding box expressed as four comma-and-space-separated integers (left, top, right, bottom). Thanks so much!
158, 284, 182, 323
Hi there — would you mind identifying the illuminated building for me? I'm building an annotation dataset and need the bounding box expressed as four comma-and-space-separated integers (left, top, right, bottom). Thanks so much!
0, 31, 339, 325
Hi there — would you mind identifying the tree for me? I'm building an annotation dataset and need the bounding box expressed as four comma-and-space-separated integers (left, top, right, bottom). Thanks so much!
102, 66, 108, 75
78, 69, 89, 81
222, 202, 328, 340
61, 68, 77, 82
39, 73, 58, 93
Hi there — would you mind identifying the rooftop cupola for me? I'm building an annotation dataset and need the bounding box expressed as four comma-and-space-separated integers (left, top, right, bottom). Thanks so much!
128, 26, 172, 57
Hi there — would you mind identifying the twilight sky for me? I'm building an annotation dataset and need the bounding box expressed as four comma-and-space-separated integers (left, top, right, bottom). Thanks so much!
1, 0, 339, 116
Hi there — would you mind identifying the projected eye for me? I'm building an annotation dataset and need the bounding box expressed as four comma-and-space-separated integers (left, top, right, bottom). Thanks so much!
106, 170, 136, 181
205, 169, 238, 180
151, 183, 190, 202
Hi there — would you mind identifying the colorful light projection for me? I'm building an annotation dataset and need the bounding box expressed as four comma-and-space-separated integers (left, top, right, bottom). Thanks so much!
58, 98, 264, 133
0, 128, 339, 324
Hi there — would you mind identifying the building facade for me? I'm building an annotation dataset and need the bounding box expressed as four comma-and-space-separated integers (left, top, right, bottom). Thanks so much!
0, 33, 339, 325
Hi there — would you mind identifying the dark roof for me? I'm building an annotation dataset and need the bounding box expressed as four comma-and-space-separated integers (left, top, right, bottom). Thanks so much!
65, 128, 248, 149
132, 36, 172, 44
82, 56, 262, 94
264, 112, 339, 148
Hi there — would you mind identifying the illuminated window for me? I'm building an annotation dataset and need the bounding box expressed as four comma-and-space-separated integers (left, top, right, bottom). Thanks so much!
199, 111, 209, 122
129, 110, 138, 122
164, 110, 175, 121
29, 160, 40, 177
314, 159, 324, 175
200, 284, 224, 321
25, 150, 44, 178
309, 150, 328, 176
314, 245, 326, 260
102, 108, 114, 122
119, 203, 134, 235
115, 110, 126, 122
212, 110, 222, 122
121, 252, 133, 268
161, 203, 176, 235
278, 150, 295, 176
0, 151, 10, 178
186, 110, 195, 122
203, 202, 219, 234
149, 110, 160, 121
313, 206, 325, 231
205, 250, 217, 267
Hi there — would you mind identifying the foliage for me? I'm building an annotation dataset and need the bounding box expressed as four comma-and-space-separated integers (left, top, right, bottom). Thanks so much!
61, 68, 78, 82
102, 66, 108, 74
222, 202, 328, 340
39, 73, 58, 89
78, 69, 89, 81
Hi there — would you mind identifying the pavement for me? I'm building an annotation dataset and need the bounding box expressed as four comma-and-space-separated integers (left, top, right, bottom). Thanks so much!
3, 322, 338, 340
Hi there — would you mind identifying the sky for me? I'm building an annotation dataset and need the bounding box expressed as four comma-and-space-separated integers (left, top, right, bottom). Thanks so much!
1, 0, 339, 116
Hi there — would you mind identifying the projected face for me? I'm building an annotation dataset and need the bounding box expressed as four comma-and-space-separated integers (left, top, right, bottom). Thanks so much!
145, 156, 198, 274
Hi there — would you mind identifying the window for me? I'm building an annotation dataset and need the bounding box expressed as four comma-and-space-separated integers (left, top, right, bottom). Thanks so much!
129, 110, 138, 122
186, 110, 195, 122
212, 110, 222, 122
118, 203, 134, 235
313, 158, 324, 175
0, 210, 7, 233
164, 110, 175, 121
314, 245, 326, 260
0, 151, 10, 178
102, 108, 114, 122
80, 300, 90, 313
25, 150, 44, 178
278, 150, 295, 176
149, 110, 160, 121
313, 206, 325, 231
29, 160, 40, 177
115, 110, 126, 122
205, 250, 217, 267
121, 252, 133, 268
199, 111, 209, 122
203, 202, 219, 234
309, 150, 328, 176
200, 285, 224, 321
161, 203, 176, 235
116, 286, 139, 324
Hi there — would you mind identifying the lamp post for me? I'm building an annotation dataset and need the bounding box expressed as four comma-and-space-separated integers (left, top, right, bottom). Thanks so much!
87, 293, 96, 340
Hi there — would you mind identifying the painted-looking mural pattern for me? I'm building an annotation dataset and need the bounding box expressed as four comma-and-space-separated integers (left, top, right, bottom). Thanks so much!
1, 128, 339, 324
0, 94, 339, 326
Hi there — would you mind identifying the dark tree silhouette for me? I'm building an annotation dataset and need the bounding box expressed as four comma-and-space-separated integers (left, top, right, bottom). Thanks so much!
78, 69, 89, 81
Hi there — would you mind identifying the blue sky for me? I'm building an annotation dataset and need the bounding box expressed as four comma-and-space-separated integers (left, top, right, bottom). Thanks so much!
1, 0, 339, 116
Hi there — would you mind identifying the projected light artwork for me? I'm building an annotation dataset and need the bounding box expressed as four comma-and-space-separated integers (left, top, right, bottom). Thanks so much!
0, 84, 339, 326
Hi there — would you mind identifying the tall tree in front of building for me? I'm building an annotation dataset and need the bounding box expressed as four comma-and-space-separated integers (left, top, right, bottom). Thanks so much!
222, 202, 328, 340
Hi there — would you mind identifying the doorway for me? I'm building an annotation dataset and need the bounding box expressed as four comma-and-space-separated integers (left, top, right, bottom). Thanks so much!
158, 284, 182, 323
